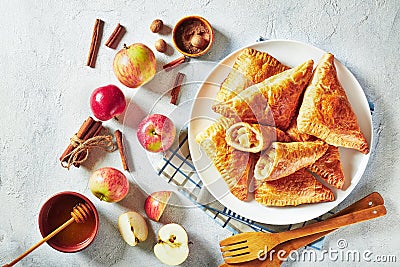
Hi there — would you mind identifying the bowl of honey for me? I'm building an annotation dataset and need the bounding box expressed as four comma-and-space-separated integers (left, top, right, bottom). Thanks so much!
38, 191, 99, 253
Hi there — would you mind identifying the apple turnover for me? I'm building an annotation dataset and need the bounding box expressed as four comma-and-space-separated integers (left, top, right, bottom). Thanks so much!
213, 60, 314, 130
225, 122, 290, 153
195, 48, 369, 207
253, 141, 329, 181
254, 168, 335, 207
286, 118, 345, 189
195, 117, 253, 201
297, 53, 369, 154
308, 145, 345, 189
215, 48, 290, 103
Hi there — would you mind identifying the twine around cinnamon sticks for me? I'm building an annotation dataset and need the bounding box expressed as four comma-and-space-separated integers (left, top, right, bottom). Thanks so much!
59, 117, 116, 169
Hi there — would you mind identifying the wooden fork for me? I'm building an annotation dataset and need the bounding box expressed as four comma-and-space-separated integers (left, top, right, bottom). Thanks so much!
220, 205, 386, 264
220, 200, 386, 264
218, 192, 384, 267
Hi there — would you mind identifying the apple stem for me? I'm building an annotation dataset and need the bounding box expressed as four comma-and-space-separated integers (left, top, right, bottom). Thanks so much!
95, 192, 106, 201
123, 43, 128, 49
113, 116, 119, 121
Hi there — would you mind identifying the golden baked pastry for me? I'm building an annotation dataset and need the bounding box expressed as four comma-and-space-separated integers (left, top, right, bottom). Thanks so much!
309, 145, 345, 189
195, 117, 253, 201
215, 48, 290, 103
286, 118, 345, 189
297, 53, 369, 154
253, 141, 329, 181
213, 60, 314, 131
254, 168, 335, 207
225, 122, 290, 153
286, 118, 317, 142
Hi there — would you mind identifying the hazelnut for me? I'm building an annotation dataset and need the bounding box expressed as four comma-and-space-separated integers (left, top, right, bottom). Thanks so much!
150, 19, 163, 33
155, 39, 167, 53
190, 34, 208, 49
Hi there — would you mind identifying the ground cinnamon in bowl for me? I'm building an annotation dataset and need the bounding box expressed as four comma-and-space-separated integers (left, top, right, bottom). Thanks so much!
173, 16, 213, 57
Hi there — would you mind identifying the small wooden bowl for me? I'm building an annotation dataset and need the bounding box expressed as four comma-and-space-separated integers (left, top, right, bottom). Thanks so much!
38, 191, 99, 253
172, 15, 214, 58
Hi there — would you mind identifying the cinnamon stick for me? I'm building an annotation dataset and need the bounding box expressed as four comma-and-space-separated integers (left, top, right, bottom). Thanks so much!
86, 18, 104, 68
73, 121, 103, 167
170, 72, 185, 105
60, 117, 95, 162
105, 23, 126, 49
163, 56, 187, 71
114, 130, 129, 171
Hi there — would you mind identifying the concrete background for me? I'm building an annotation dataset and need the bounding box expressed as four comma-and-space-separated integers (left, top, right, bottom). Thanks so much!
1, 0, 399, 266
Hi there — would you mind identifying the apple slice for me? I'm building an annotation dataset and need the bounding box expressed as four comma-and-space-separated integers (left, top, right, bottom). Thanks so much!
118, 211, 148, 246
144, 191, 173, 221
154, 223, 189, 266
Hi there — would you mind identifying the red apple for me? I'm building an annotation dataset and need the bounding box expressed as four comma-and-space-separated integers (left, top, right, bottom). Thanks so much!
88, 167, 129, 202
113, 43, 156, 88
137, 114, 176, 153
144, 191, 173, 221
90, 84, 126, 121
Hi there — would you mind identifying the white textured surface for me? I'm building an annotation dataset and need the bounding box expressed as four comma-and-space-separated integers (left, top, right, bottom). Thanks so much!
0, 0, 399, 266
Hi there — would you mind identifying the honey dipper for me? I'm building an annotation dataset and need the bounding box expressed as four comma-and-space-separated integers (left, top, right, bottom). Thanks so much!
3, 203, 92, 267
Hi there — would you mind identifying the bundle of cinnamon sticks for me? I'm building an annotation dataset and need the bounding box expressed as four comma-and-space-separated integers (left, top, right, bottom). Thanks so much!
59, 117, 104, 167
60, 117, 129, 170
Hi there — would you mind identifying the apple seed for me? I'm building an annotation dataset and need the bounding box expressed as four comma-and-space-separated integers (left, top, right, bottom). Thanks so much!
169, 235, 176, 243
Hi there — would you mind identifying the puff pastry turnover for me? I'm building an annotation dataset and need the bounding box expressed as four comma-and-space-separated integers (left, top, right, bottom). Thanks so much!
254, 168, 335, 207
215, 48, 290, 103
213, 60, 314, 131
286, 118, 317, 142
286, 118, 345, 189
254, 140, 329, 181
225, 122, 290, 153
309, 145, 345, 189
297, 53, 369, 154
195, 117, 253, 201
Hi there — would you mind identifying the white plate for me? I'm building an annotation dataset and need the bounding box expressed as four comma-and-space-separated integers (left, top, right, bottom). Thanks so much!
188, 39, 373, 225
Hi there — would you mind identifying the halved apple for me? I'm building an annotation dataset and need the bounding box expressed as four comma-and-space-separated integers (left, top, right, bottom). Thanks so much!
118, 211, 148, 246
144, 191, 173, 221
154, 223, 189, 266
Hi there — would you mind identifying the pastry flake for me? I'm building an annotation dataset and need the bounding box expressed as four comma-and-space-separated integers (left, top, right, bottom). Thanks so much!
297, 53, 369, 154
254, 168, 335, 207
215, 48, 290, 103
195, 117, 253, 201
254, 140, 329, 181
225, 122, 290, 153
213, 60, 314, 131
